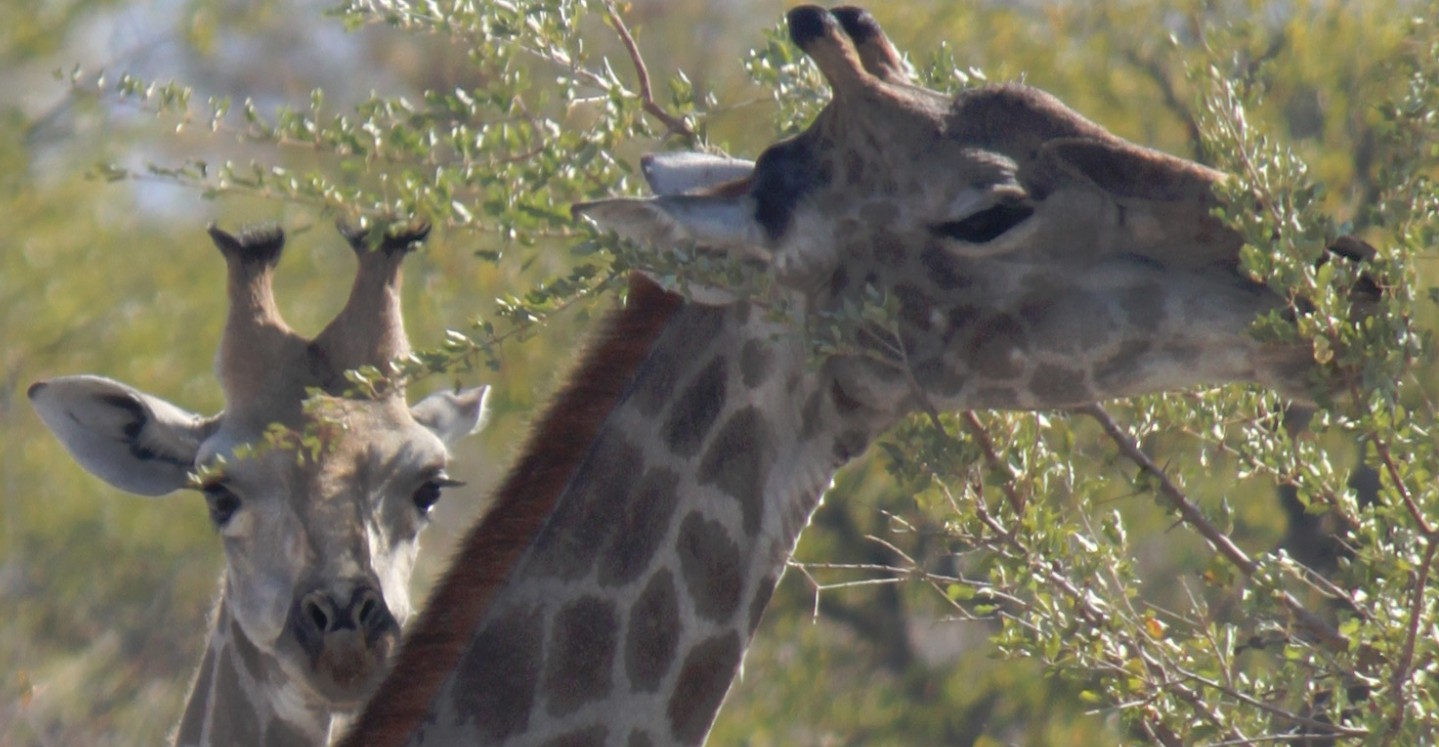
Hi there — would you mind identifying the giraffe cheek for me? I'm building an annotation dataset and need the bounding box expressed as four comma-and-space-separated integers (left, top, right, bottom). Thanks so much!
228, 570, 298, 650
372, 543, 417, 627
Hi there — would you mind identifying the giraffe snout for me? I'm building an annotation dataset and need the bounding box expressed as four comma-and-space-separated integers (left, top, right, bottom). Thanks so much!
289, 582, 400, 698
295, 584, 398, 646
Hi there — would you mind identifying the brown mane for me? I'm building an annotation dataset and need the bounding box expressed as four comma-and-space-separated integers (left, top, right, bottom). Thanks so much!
339, 273, 682, 747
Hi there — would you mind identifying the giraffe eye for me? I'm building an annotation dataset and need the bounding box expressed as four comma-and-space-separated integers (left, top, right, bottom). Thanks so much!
933, 200, 1034, 243
202, 483, 241, 528
413, 474, 465, 515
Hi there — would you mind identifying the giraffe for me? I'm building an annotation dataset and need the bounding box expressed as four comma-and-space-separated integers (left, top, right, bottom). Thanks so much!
342, 6, 1367, 745
28, 222, 490, 746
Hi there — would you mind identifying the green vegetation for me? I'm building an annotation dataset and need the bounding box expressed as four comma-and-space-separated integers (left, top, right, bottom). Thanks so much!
3, 1, 1437, 744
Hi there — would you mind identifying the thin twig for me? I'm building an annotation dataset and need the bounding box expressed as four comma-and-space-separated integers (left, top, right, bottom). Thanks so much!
601, 1, 697, 143
1385, 537, 1439, 742
1372, 434, 1434, 536
1173, 664, 1367, 739
1079, 403, 1348, 650
960, 412, 1027, 515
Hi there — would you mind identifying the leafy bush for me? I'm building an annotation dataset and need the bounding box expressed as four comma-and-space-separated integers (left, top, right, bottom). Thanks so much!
5, 1, 1437, 744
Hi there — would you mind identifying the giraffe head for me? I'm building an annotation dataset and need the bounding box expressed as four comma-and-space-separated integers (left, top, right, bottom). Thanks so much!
577, 5, 1322, 419
29, 223, 489, 712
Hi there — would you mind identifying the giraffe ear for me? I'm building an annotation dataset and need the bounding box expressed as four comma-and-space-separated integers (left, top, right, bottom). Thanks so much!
576, 151, 760, 250
574, 152, 769, 303
572, 194, 769, 259
28, 375, 216, 496
410, 385, 491, 446
640, 152, 754, 196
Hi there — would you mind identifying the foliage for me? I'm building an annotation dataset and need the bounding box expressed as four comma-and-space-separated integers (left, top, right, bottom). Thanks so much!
3, 0, 1438, 746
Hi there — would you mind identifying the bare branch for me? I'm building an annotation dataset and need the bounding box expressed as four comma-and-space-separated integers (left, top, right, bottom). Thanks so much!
601, 1, 697, 143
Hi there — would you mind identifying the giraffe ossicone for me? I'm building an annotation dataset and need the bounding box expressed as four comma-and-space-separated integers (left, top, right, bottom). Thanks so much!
348, 5, 1372, 745
30, 222, 489, 746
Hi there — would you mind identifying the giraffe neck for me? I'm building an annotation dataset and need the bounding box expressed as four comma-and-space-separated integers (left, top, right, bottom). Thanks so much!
173, 595, 335, 747
360, 293, 889, 746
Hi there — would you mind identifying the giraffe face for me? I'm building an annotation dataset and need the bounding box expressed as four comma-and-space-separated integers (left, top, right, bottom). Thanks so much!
196, 396, 465, 707
30, 376, 488, 709
577, 5, 1301, 414
29, 223, 491, 720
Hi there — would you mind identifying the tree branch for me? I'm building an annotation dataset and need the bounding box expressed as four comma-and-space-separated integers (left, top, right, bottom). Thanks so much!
1079, 403, 1348, 650
601, 1, 697, 143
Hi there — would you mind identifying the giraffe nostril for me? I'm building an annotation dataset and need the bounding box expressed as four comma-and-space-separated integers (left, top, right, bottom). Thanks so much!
303, 595, 333, 633
351, 587, 396, 639
356, 593, 379, 626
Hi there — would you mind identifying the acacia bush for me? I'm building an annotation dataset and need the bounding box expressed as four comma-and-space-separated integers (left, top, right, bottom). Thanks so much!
5, 1, 1438, 745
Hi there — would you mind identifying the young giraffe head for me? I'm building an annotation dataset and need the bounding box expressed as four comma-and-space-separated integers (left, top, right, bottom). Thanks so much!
579, 5, 1349, 420
29, 223, 489, 740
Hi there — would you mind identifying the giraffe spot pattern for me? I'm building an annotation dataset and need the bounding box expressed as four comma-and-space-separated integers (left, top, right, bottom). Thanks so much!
699, 407, 772, 536
667, 632, 743, 745
969, 314, 1028, 379
632, 305, 727, 418
1119, 285, 1167, 334
1030, 363, 1091, 405
1094, 340, 1154, 389
945, 304, 982, 343
452, 603, 543, 741
544, 596, 619, 717
871, 229, 905, 267
911, 358, 966, 398
676, 513, 744, 624
530, 438, 644, 581
662, 356, 728, 457
540, 725, 608, 747
895, 282, 933, 331
920, 244, 971, 290
974, 386, 1023, 408
739, 339, 774, 389
598, 467, 681, 589
626, 569, 681, 692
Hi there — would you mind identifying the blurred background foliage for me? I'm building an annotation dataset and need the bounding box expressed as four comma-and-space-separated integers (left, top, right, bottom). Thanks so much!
1, 0, 1436, 744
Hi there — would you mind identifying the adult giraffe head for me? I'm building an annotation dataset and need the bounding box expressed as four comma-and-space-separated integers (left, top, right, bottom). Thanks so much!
29, 222, 489, 745
578, 5, 1346, 415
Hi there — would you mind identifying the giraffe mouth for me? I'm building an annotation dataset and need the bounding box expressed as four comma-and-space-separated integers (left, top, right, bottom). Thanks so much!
305, 628, 398, 706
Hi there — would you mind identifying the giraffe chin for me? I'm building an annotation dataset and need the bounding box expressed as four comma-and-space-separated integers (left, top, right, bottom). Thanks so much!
300, 629, 397, 709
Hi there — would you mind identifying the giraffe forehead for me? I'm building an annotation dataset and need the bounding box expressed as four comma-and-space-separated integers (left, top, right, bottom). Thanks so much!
214, 397, 445, 493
